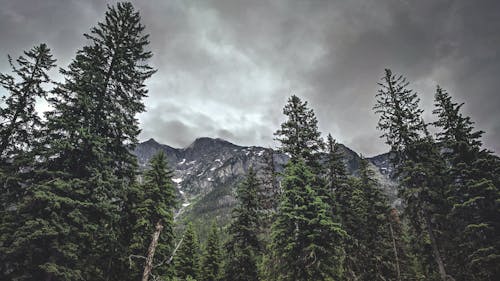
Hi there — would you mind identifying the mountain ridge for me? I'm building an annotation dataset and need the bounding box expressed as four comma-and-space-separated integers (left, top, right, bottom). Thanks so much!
132, 137, 397, 232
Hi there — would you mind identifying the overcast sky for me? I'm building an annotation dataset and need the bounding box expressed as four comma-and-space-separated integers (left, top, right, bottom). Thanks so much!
1, 0, 499, 156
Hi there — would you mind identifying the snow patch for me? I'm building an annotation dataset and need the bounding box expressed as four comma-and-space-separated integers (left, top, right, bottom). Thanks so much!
210, 167, 216, 171
178, 158, 186, 165
172, 178, 183, 184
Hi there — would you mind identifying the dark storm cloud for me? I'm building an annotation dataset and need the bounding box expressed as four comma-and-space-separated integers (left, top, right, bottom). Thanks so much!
0, 0, 498, 155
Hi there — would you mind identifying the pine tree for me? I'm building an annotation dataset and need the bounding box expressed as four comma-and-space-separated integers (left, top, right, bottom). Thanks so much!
373, 69, 426, 163
339, 176, 368, 281
269, 159, 345, 281
175, 223, 200, 280
325, 134, 348, 190
200, 222, 222, 281
274, 95, 324, 170
260, 148, 279, 212
326, 134, 349, 216
224, 168, 261, 281
128, 151, 176, 280
0, 43, 56, 159
0, 3, 155, 280
388, 208, 415, 281
374, 69, 453, 281
433, 87, 500, 280
42, 1, 155, 179
257, 148, 279, 253
357, 158, 398, 280
0, 44, 55, 222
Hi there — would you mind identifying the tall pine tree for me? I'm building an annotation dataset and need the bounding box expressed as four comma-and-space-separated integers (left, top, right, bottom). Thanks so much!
175, 223, 200, 281
374, 69, 453, 281
0, 3, 155, 280
224, 168, 261, 281
274, 95, 324, 170
200, 222, 222, 281
269, 159, 345, 281
357, 157, 399, 280
0, 44, 56, 224
128, 151, 176, 280
0, 43, 55, 159
433, 87, 500, 280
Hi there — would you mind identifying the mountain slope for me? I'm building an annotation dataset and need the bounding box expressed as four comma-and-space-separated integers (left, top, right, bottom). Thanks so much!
133, 137, 398, 234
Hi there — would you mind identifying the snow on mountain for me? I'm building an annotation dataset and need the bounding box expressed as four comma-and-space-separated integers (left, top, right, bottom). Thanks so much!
133, 137, 398, 223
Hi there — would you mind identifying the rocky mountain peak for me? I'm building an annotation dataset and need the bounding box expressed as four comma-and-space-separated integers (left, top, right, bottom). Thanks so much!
133, 137, 398, 225
143, 138, 161, 146
186, 137, 239, 151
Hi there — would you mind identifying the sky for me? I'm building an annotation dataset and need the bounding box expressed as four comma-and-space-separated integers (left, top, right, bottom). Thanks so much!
0, 0, 499, 156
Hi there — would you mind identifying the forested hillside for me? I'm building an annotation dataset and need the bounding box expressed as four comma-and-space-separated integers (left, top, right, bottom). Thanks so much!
0, 2, 499, 281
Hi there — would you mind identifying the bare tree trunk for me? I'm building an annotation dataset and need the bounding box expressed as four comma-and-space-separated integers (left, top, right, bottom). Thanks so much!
142, 220, 164, 281
424, 211, 454, 281
166, 236, 184, 265
389, 221, 402, 281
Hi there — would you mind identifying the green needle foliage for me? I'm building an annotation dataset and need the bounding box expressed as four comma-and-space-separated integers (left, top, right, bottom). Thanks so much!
1, 3, 499, 281
274, 95, 324, 171
269, 159, 345, 281
128, 151, 176, 279
0, 2, 155, 280
0, 43, 56, 160
0, 44, 56, 235
175, 223, 201, 281
201, 222, 222, 281
224, 168, 261, 281
433, 87, 500, 280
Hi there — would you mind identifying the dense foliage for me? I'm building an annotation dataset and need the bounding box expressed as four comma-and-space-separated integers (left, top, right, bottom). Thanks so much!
0, 2, 497, 281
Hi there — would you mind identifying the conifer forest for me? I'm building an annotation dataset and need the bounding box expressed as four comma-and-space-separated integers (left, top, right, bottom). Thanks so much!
0, 2, 499, 281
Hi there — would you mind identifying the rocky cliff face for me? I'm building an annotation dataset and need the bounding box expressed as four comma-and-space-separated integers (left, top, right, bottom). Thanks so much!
133, 137, 398, 225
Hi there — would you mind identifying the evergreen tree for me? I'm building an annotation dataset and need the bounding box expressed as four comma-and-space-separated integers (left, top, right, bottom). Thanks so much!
200, 222, 222, 281
0, 3, 155, 280
0, 43, 56, 159
326, 134, 349, 217
42, 1, 155, 179
388, 209, 415, 281
257, 148, 279, 253
269, 159, 345, 281
433, 87, 500, 280
128, 151, 176, 280
175, 223, 200, 281
374, 69, 453, 281
339, 176, 368, 281
325, 134, 348, 190
260, 148, 279, 212
0, 44, 55, 223
373, 69, 426, 163
357, 158, 397, 280
274, 95, 324, 170
224, 168, 261, 281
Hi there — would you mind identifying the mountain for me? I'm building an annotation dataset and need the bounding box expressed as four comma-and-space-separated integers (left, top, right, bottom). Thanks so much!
133, 137, 397, 234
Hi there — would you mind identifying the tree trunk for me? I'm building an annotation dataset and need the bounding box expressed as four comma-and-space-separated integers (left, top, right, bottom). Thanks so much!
389, 221, 401, 281
141, 220, 164, 281
424, 211, 454, 281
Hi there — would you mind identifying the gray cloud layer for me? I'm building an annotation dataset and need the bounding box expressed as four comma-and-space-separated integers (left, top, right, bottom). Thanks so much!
1, 0, 499, 155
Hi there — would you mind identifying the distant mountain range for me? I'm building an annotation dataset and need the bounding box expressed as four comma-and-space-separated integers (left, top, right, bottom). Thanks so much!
133, 137, 398, 230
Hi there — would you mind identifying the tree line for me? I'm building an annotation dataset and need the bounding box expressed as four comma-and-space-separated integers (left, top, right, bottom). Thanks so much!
0, 2, 498, 281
